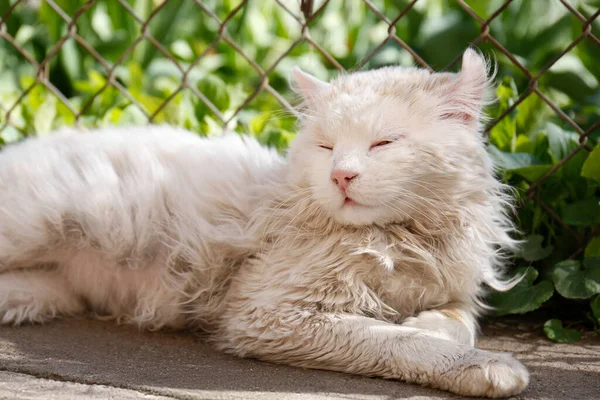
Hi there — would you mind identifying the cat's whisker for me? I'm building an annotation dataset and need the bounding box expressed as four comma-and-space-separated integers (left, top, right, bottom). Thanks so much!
384, 180, 450, 209
381, 199, 439, 241
402, 180, 452, 203
382, 186, 456, 231
384, 194, 442, 229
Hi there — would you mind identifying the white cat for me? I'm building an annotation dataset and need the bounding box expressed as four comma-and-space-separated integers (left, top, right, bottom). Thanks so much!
0, 49, 529, 397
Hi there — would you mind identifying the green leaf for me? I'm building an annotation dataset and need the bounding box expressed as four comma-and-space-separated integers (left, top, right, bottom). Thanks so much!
561, 198, 600, 226
581, 145, 600, 183
257, 129, 295, 152
59, 36, 82, 82
489, 117, 517, 152
196, 75, 230, 114
91, 2, 113, 41
33, 95, 57, 135
559, 145, 589, 181
494, 76, 519, 112
544, 319, 581, 343
518, 234, 554, 261
487, 145, 542, 171
543, 53, 597, 102
134, 0, 190, 68
417, 11, 479, 70
552, 259, 600, 299
516, 94, 551, 137
250, 111, 271, 134
545, 122, 578, 162
538, 175, 569, 204
127, 63, 144, 93
101, 107, 122, 125
585, 237, 600, 259
487, 267, 554, 316
14, 25, 36, 45
118, 104, 148, 126
170, 40, 194, 61
511, 164, 552, 182
488, 76, 518, 152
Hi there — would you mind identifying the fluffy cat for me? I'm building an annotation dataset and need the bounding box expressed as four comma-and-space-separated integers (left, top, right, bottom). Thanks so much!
0, 49, 529, 397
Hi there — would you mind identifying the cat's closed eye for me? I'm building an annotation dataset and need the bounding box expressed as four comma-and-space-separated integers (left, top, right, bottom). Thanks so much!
319, 144, 333, 150
369, 140, 393, 150
369, 134, 406, 150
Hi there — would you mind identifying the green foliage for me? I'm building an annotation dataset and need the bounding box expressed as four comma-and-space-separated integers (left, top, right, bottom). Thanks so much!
487, 74, 599, 340
585, 237, 600, 259
1, 0, 599, 341
487, 267, 554, 316
518, 235, 554, 261
487, 73, 599, 341
544, 319, 582, 343
552, 259, 600, 300
582, 146, 600, 183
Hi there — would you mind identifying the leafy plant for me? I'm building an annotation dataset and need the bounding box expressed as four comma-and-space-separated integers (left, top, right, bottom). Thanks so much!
485, 74, 599, 341
544, 319, 582, 343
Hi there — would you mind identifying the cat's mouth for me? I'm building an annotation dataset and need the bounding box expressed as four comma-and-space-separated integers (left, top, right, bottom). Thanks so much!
344, 197, 359, 206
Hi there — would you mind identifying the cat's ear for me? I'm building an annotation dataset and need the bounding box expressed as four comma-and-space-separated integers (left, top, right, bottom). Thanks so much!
440, 48, 492, 126
290, 67, 330, 101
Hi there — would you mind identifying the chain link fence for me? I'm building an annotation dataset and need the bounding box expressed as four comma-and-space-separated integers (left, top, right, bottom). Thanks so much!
1, 0, 599, 258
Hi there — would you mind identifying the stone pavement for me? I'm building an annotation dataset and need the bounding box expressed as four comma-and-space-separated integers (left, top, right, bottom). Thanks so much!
0, 318, 598, 400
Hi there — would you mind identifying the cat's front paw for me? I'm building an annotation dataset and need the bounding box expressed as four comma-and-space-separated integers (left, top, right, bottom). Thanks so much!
402, 310, 475, 346
443, 350, 529, 398
0, 304, 43, 325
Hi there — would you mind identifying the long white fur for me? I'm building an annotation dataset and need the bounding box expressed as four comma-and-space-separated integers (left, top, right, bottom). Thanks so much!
0, 49, 528, 397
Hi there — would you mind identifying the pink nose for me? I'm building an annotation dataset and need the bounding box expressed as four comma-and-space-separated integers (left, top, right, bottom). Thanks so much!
331, 169, 358, 191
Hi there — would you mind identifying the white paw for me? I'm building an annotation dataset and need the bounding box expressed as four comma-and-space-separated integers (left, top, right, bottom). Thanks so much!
0, 303, 48, 325
0, 271, 84, 325
0, 279, 51, 325
445, 350, 529, 398
403, 310, 475, 346
482, 354, 530, 398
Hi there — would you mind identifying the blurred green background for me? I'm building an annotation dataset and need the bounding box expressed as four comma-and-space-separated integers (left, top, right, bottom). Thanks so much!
1, 0, 599, 341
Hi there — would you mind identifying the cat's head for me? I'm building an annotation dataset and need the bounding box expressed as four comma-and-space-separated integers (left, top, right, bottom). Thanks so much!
287, 48, 496, 227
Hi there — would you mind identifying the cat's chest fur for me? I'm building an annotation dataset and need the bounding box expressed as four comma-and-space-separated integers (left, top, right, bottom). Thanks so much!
342, 241, 453, 319
372, 266, 451, 319
246, 224, 463, 321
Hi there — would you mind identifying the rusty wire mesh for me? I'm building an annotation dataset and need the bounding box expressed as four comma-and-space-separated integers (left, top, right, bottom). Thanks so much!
1, 0, 599, 257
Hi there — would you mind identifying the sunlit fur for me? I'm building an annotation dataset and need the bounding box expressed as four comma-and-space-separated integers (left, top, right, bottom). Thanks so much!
0, 49, 528, 397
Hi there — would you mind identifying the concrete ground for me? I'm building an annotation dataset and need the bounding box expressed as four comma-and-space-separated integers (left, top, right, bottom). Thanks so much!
0, 318, 598, 400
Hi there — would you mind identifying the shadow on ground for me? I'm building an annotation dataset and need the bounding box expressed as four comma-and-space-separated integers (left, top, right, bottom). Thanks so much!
0, 318, 598, 399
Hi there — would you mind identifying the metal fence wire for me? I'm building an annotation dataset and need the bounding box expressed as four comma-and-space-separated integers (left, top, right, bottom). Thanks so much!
1, 0, 599, 258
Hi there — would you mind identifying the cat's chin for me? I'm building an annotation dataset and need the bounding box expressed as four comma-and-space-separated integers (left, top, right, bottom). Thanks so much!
331, 202, 382, 226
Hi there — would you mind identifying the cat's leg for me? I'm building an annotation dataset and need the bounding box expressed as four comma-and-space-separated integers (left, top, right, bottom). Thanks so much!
219, 309, 528, 398
0, 216, 54, 273
62, 252, 188, 331
0, 269, 85, 325
0, 204, 186, 329
401, 303, 477, 346
0, 181, 67, 273
0, 257, 186, 329
0, 191, 85, 325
